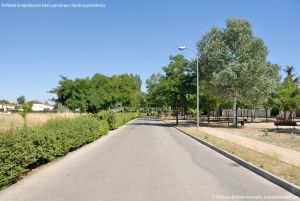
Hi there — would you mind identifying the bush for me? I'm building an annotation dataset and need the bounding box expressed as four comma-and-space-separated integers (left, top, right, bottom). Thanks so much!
0, 112, 141, 189
0, 115, 109, 189
113, 112, 139, 129
95, 111, 140, 130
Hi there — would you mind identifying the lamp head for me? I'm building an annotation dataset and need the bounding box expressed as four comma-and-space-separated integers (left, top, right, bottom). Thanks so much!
178, 46, 186, 51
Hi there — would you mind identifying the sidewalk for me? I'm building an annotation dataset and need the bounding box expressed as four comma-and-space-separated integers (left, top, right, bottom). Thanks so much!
164, 119, 300, 167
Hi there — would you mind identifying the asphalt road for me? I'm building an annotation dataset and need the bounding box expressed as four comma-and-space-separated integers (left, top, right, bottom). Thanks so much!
0, 117, 299, 201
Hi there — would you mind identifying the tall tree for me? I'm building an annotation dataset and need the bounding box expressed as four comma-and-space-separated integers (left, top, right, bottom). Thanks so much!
279, 67, 300, 120
17, 95, 25, 105
50, 73, 143, 113
197, 18, 278, 127
162, 55, 191, 124
0, 100, 10, 104
146, 55, 193, 124
284, 65, 299, 83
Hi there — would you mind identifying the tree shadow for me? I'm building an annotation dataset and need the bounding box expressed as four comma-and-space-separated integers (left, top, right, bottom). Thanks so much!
266, 128, 300, 135
128, 122, 172, 127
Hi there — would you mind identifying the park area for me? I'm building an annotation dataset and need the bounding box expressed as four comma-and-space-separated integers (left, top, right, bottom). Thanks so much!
162, 116, 300, 186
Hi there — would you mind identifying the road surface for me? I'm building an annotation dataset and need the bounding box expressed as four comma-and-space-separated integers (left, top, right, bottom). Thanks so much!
0, 117, 298, 201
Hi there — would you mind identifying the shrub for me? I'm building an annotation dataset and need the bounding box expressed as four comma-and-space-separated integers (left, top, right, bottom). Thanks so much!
95, 111, 140, 130
0, 115, 109, 189
0, 112, 140, 189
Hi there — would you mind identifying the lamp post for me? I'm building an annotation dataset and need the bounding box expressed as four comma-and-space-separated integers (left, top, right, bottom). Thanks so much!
178, 46, 199, 129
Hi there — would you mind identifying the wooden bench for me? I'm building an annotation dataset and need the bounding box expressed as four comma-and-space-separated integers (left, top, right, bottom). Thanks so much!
274, 121, 297, 131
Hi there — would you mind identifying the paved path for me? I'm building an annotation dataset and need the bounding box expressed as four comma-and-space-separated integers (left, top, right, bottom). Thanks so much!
164, 119, 300, 167
0, 118, 298, 201
198, 126, 300, 167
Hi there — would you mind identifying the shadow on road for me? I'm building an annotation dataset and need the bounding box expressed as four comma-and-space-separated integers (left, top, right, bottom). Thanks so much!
127, 117, 173, 127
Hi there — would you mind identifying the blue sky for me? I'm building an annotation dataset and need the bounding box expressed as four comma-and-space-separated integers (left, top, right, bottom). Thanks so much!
1, 0, 299, 103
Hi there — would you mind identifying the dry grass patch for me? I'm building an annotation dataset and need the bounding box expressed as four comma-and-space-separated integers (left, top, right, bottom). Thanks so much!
178, 126, 300, 187
0, 113, 81, 131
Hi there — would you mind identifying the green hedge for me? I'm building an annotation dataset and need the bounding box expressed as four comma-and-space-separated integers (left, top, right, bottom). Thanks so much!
0, 115, 109, 189
0, 112, 141, 189
95, 111, 140, 130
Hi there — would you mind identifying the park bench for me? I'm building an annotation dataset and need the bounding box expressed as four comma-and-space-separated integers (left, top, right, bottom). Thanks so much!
274, 121, 297, 131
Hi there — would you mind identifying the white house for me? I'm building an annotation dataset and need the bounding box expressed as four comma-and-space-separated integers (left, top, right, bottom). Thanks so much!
31, 102, 54, 111
0, 103, 17, 110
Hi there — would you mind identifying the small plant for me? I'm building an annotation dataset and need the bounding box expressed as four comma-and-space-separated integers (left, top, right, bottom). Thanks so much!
18, 103, 32, 130
262, 129, 268, 136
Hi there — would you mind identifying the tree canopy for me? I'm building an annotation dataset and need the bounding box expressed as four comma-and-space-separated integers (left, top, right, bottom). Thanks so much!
50, 73, 143, 113
146, 55, 195, 124
17, 96, 26, 105
197, 18, 279, 126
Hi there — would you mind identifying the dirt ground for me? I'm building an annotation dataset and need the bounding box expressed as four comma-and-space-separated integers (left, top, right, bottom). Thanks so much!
162, 116, 300, 152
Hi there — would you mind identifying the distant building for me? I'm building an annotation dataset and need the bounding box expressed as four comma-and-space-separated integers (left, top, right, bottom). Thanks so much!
0, 103, 17, 110
31, 101, 54, 111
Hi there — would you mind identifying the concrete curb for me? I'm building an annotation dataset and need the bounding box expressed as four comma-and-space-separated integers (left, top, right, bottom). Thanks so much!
161, 120, 300, 197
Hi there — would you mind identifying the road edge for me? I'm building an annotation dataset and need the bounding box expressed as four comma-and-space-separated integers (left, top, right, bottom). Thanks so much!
161, 119, 300, 197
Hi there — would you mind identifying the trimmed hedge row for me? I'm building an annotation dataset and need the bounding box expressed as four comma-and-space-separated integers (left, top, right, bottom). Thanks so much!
0, 112, 139, 189
95, 111, 140, 129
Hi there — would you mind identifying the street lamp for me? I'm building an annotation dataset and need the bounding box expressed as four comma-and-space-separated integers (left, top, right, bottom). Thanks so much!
178, 46, 199, 129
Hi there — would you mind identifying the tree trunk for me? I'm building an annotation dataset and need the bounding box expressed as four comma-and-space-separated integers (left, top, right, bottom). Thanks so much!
236, 106, 238, 125
288, 111, 292, 121
251, 109, 254, 123
227, 109, 230, 126
233, 97, 237, 127
265, 107, 268, 122
176, 112, 179, 125
284, 111, 287, 121
207, 109, 210, 124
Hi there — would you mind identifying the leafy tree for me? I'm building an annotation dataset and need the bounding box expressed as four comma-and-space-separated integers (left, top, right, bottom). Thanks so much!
17, 96, 25, 105
146, 55, 193, 124
19, 103, 32, 130
197, 18, 278, 126
279, 68, 300, 120
162, 55, 191, 124
50, 74, 143, 113
284, 65, 299, 83
146, 73, 166, 108
0, 100, 10, 104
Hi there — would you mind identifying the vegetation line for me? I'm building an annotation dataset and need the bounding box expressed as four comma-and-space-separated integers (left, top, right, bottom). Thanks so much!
0, 112, 142, 190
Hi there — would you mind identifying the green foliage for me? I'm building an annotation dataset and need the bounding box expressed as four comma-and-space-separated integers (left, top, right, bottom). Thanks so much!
0, 111, 140, 189
16, 96, 25, 105
18, 103, 33, 129
195, 17, 279, 126
279, 75, 300, 117
50, 73, 143, 113
0, 100, 10, 104
113, 113, 140, 129
95, 111, 139, 130
146, 73, 166, 107
146, 55, 195, 122
95, 110, 116, 130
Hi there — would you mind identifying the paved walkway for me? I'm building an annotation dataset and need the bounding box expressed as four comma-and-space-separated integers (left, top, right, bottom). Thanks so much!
164, 119, 300, 167
0, 118, 297, 201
